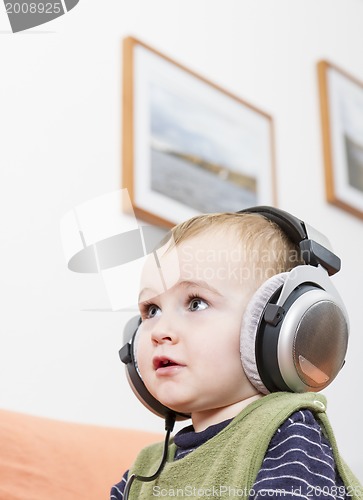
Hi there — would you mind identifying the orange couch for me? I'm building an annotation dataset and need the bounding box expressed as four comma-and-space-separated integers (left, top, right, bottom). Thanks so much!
0, 408, 162, 500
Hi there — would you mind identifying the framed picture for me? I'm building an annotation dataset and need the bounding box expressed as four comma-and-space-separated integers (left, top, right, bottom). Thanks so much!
122, 36, 276, 228
318, 60, 363, 220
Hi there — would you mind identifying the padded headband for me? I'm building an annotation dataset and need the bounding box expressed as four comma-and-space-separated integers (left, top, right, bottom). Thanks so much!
238, 206, 341, 276
238, 206, 307, 243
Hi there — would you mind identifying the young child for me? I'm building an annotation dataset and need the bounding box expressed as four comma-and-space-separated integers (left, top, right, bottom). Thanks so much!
111, 208, 362, 499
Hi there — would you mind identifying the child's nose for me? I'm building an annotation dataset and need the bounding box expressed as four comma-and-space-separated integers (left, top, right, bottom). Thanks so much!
151, 319, 179, 345
152, 332, 173, 345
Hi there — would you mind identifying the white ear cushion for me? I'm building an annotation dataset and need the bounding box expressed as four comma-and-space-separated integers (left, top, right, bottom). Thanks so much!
133, 326, 142, 377
240, 272, 289, 394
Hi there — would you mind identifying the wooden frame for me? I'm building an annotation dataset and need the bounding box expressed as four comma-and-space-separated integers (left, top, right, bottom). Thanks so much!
318, 60, 363, 220
123, 36, 276, 228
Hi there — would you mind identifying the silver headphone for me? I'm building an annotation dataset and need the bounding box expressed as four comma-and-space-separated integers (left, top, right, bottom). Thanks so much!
238, 206, 349, 395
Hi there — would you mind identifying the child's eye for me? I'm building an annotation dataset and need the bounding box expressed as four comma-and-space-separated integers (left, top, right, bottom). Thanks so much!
140, 303, 161, 319
148, 305, 161, 318
188, 297, 209, 312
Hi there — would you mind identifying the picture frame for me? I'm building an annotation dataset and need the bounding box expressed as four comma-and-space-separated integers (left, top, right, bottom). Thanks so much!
318, 60, 363, 221
122, 36, 276, 228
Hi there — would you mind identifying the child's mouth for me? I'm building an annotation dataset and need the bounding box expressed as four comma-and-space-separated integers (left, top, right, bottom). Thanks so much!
153, 356, 184, 372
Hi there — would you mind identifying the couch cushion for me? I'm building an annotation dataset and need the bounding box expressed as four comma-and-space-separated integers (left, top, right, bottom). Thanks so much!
0, 408, 162, 500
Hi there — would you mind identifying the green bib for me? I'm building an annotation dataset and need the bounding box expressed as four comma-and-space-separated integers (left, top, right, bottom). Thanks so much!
129, 392, 362, 499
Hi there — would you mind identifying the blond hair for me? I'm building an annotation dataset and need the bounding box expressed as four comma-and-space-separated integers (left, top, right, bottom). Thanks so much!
167, 212, 304, 291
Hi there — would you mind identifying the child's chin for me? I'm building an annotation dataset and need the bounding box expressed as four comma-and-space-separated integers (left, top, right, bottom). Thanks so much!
159, 399, 190, 415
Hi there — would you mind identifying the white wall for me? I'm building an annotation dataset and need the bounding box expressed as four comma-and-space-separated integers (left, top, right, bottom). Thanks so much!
0, 0, 362, 480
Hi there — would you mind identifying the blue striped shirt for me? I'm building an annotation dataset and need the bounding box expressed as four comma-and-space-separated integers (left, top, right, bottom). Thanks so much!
110, 409, 346, 499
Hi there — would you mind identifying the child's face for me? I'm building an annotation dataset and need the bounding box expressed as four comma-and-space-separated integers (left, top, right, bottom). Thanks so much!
136, 229, 259, 418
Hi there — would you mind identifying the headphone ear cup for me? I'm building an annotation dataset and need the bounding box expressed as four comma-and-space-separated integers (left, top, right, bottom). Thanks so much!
132, 325, 142, 377
240, 273, 288, 394
271, 279, 349, 393
241, 267, 349, 395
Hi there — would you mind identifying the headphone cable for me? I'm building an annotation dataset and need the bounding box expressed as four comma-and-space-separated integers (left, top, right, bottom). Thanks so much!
123, 412, 176, 499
